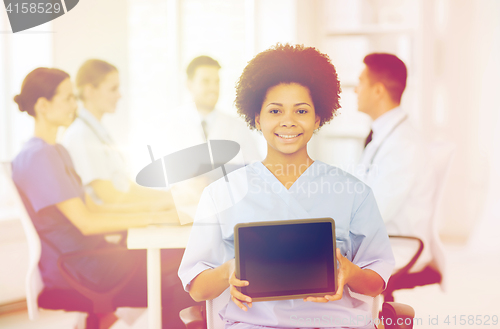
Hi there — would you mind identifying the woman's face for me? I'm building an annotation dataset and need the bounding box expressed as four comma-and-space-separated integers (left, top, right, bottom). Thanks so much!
42, 78, 78, 127
87, 70, 121, 113
255, 83, 320, 158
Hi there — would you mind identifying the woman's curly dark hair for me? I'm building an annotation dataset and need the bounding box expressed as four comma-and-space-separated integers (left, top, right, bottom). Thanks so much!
235, 43, 341, 130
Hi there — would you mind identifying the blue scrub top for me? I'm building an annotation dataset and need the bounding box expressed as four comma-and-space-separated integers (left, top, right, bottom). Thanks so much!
12, 137, 113, 290
179, 161, 395, 328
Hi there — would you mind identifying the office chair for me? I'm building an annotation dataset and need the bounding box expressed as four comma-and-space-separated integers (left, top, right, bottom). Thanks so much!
1, 162, 140, 329
179, 289, 416, 329
382, 142, 455, 302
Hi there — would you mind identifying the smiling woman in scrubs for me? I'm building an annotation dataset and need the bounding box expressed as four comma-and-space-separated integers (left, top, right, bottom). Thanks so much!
178, 44, 395, 328
62, 59, 173, 209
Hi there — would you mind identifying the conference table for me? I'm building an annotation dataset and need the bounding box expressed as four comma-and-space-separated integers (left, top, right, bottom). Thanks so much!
127, 225, 192, 329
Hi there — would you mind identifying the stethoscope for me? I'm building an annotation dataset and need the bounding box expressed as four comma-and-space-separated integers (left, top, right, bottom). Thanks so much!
77, 113, 126, 164
77, 113, 130, 192
365, 114, 408, 173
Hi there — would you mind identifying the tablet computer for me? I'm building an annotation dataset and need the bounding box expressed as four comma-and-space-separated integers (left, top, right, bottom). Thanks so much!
234, 218, 337, 302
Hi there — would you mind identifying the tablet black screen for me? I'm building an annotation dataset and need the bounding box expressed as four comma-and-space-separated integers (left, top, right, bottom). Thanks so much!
238, 221, 335, 298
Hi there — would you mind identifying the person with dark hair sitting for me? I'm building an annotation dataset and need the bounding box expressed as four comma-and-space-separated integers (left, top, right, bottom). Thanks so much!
11, 67, 200, 329
354, 53, 434, 275
178, 44, 395, 328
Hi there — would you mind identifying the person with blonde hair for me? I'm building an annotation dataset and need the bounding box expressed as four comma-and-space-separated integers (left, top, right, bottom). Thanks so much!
62, 59, 173, 209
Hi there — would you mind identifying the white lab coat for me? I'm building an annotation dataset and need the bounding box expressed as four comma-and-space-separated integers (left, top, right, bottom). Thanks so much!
147, 103, 263, 164
61, 107, 130, 200
356, 107, 434, 272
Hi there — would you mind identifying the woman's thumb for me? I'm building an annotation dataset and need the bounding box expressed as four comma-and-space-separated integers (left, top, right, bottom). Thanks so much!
336, 248, 344, 263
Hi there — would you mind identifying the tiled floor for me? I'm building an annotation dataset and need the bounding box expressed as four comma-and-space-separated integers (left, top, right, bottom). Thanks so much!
1, 243, 498, 329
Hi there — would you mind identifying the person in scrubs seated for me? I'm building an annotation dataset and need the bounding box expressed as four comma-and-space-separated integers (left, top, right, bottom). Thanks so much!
178, 44, 395, 328
12, 68, 199, 329
62, 59, 174, 209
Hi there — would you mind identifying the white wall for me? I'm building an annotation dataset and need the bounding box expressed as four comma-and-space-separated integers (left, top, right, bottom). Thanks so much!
426, 0, 500, 240
461, 0, 500, 248
52, 0, 130, 148
0, 15, 52, 161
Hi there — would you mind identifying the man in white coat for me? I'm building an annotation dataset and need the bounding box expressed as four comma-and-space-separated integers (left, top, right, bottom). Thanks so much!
162, 56, 263, 163
355, 53, 436, 279
144, 56, 263, 224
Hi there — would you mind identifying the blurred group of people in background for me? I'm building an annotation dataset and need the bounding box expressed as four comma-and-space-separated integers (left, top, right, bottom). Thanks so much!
10, 45, 436, 328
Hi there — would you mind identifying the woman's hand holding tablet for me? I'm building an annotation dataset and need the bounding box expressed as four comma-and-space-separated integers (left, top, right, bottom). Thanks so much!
227, 259, 253, 312
304, 248, 353, 303
227, 215, 380, 311
230, 246, 353, 309
234, 219, 338, 303
231, 246, 349, 310
304, 247, 387, 302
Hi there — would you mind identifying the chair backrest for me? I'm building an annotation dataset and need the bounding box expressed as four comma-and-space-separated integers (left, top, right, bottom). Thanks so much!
427, 141, 456, 291
206, 288, 230, 329
1, 162, 44, 320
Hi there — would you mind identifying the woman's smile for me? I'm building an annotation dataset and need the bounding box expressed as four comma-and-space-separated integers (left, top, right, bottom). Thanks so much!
256, 83, 319, 159
275, 132, 303, 142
